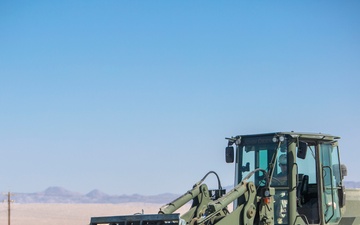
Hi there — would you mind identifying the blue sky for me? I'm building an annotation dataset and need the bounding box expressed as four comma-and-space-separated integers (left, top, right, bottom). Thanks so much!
0, 1, 359, 195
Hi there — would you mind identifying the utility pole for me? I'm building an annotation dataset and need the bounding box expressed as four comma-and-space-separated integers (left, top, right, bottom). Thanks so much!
4, 192, 14, 225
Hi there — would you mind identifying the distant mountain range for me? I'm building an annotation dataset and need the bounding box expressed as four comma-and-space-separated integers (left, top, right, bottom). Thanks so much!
7, 181, 360, 204
343, 181, 360, 189
10, 187, 180, 204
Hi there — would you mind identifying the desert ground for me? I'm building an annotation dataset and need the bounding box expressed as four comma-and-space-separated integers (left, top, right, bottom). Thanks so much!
0, 202, 190, 225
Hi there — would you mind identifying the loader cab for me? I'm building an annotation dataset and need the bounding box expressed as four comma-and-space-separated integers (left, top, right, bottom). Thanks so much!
226, 132, 346, 225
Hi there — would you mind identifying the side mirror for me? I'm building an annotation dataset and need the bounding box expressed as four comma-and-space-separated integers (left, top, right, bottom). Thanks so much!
225, 146, 234, 163
297, 141, 308, 159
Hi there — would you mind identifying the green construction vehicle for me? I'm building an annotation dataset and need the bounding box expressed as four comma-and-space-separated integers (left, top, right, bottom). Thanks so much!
90, 132, 358, 225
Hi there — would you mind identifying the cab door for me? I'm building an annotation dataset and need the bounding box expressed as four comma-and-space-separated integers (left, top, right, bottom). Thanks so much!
319, 142, 342, 224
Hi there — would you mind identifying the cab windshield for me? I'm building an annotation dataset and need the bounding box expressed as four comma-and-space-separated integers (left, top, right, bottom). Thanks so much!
236, 135, 287, 187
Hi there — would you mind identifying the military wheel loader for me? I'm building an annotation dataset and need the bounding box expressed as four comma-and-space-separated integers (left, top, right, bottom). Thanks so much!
90, 132, 357, 225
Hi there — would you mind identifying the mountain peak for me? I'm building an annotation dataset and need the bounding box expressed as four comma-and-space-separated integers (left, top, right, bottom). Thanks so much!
86, 189, 108, 198
43, 186, 80, 196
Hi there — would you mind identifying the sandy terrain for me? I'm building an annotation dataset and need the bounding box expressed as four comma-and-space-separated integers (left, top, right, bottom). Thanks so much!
0, 202, 190, 225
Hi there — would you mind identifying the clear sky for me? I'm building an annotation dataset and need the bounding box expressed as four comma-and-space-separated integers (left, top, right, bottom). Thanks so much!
0, 1, 359, 195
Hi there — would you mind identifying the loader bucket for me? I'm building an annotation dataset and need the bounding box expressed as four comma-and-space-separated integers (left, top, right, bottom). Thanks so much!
90, 213, 181, 225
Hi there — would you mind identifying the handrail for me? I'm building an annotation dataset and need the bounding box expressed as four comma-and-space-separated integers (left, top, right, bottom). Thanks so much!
323, 165, 335, 223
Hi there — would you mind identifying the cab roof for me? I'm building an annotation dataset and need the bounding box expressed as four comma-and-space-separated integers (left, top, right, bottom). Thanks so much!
233, 131, 340, 141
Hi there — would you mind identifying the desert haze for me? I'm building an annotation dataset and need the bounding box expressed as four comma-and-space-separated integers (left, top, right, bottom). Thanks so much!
0, 202, 190, 225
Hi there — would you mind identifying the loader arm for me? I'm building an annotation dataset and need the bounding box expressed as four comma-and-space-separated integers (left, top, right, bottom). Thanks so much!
159, 183, 212, 224
192, 181, 258, 225
177, 168, 274, 225
90, 172, 261, 225
160, 170, 262, 225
